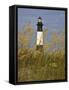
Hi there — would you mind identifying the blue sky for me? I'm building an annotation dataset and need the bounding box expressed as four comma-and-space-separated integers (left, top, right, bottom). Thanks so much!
18, 8, 65, 33
18, 8, 65, 47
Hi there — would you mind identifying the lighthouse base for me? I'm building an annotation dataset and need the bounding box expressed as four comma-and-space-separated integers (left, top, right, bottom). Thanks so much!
36, 45, 43, 52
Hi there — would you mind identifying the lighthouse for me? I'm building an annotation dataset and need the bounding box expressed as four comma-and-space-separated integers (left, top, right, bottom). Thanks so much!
36, 17, 43, 51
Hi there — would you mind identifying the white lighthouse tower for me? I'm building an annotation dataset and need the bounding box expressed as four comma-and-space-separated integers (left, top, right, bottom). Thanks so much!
36, 17, 43, 51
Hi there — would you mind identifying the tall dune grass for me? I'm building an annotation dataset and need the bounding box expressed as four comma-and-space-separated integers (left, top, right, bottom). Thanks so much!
18, 24, 65, 82
18, 48, 65, 82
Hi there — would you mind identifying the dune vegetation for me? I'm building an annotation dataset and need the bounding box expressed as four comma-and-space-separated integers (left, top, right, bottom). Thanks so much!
18, 23, 65, 82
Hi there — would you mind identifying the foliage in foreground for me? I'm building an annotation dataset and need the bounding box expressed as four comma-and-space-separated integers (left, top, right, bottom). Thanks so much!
18, 48, 65, 82
17, 22, 65, 82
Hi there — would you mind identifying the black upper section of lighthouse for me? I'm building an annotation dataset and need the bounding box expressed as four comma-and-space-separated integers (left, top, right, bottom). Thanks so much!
37, 17, 43, 31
